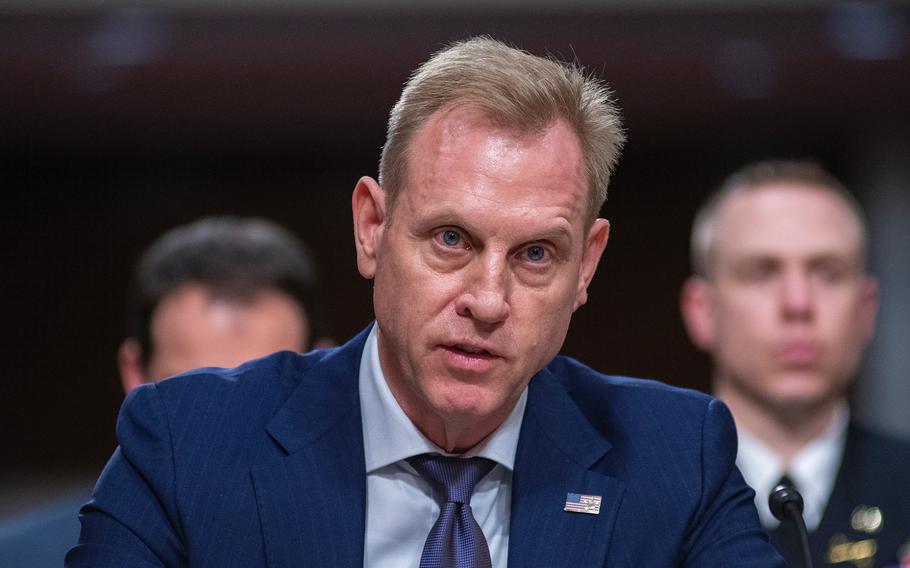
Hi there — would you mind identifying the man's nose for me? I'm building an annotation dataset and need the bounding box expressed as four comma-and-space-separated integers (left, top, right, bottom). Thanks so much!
780, 271, 814, 321
455, 255, 511, 324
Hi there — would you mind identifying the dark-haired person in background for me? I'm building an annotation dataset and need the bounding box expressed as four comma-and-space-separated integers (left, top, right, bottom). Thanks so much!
680, 160, 910, 567
0, 216, 326, 568
68, 37, 782, 567
118, 215, 331, 391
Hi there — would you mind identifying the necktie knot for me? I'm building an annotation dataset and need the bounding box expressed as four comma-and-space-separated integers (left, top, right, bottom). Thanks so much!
408, 454, 496, 504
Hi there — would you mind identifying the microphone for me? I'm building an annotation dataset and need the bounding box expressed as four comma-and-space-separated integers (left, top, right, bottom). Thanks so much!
769, 482, 814, 568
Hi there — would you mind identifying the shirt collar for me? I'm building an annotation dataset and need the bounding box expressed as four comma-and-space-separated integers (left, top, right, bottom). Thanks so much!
359, 323, 527, 474
736, 404, 849, 529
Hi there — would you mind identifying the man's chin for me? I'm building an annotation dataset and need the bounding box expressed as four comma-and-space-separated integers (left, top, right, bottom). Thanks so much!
765, 371, 838, 402
432, 398, 497, 421
430, 388, 511, 424
764, 390, 838, 417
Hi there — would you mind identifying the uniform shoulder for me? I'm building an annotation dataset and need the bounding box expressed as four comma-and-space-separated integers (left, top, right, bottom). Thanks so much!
848, 422, 910, 463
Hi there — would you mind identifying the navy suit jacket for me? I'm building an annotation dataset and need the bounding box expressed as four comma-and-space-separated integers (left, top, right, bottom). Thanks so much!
67, 327, 783, 567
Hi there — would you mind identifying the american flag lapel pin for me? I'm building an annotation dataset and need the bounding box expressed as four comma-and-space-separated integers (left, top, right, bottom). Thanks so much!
564, 492, 602, 515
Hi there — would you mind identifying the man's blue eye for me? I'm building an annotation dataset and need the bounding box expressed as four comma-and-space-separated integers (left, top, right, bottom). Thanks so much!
526, 245, 546, 262
441, 230, 461, 246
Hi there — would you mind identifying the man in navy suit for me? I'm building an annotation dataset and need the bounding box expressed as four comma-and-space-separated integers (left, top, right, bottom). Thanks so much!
68, 37, 783, 567
680, 160, 910, 567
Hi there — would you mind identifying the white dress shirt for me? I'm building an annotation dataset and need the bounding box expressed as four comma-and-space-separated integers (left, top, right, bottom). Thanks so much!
360, 324, 527, 568
736, 404, 848, 531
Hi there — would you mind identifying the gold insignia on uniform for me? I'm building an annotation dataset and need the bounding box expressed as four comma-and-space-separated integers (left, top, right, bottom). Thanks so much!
827, 533, 877, 567
851, 505, 883, 534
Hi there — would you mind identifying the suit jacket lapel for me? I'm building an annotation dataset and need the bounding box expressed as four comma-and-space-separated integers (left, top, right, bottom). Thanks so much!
251, 329, 370, 568
509, 367, 624, 568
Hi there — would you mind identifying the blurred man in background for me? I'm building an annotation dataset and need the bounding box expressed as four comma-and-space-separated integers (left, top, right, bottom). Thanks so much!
117, 215, 329, 390
0, 216, 325, 567
680, 160, 910, 567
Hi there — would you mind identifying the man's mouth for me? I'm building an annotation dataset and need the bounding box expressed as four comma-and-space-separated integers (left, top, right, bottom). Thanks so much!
456, 344, 488, 355
777, 341, 820, 366
444, 343, 502, 359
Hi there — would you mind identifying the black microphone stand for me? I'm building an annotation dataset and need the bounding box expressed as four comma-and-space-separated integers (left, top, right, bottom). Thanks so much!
769, 483, 814, 568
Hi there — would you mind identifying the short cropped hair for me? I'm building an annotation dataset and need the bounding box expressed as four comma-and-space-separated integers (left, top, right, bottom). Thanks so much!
379, 36, 625, 221
690, 159, 869, 278
126, 216, 321, 363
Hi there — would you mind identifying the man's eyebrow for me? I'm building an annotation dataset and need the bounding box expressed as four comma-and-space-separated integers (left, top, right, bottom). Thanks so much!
523, 225, 574, 246
722, 254, 777, 273
417, 211, 574, 245
732, 254, 779, 265
807, 253, 862, 271
418, 212, 464, 228
411, 212, 470, 236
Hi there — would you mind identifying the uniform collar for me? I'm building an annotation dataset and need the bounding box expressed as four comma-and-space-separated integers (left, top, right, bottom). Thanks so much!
737, 404, 849, 530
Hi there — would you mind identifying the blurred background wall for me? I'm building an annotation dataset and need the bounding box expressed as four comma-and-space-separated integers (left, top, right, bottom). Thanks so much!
2, 0, 908, 514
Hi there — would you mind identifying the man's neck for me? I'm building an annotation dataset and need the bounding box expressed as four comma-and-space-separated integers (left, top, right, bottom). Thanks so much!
716, 384, 845, 464
408, 407, 510, 454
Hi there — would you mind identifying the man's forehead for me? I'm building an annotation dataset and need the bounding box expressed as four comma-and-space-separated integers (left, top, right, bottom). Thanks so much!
148, 284, 308, 373
713, 182, 863, 260
424, 102, 546, 136
401, 102, 577, 178
388, 104, 592, 220
414, 105, 571, 156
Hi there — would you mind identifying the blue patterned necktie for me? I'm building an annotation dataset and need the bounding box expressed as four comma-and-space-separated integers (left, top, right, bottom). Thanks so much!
408, 454, 497, 568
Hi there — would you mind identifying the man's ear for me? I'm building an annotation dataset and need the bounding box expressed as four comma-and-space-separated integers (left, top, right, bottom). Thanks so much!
859, 275, 879, 346
352, 176, 387, 279
573, 218, 610, 311
118, 338, 148, 394
680, 276, 717, 351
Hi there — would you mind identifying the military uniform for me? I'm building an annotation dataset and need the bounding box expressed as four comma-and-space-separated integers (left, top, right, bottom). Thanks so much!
771, 423, 910, 568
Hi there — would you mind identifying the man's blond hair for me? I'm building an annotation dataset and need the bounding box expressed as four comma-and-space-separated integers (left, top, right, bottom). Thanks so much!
379, 36, 625, 222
